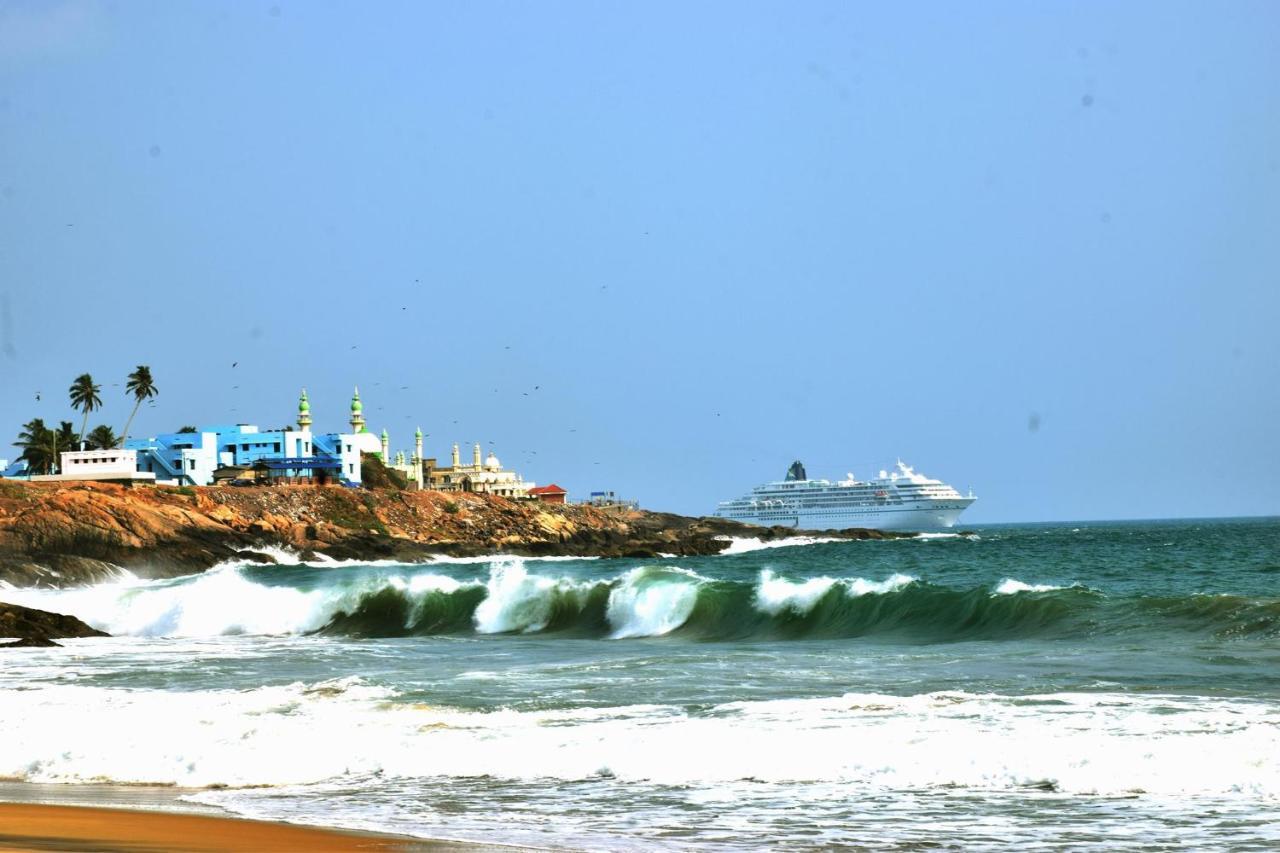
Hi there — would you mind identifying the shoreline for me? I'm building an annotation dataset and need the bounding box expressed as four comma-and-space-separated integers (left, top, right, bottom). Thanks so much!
0, 480, 906, 590
0, 783, 530, 852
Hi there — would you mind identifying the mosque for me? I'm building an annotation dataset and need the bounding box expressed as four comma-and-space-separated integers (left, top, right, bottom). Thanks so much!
344, 387, 537, 497
419, 442, 535, 497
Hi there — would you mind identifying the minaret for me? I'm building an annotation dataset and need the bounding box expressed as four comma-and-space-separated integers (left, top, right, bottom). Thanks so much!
350, 387, 366, 433
380, 428, 390, 462
473, 442, 482, 470
451, 443, 460, 469
297, 388, 312, 433
413, 427, 424, 489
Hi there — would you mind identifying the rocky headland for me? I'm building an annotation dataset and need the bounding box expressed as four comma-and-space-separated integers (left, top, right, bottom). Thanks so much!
0, 480, 903, 589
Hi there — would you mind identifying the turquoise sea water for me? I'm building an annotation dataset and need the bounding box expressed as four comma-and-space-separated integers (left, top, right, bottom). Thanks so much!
2, 518, 1278, 849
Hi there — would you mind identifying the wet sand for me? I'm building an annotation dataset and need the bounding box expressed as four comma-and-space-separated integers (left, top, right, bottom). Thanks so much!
0, 783, 526, 852
0, 802, 468, 851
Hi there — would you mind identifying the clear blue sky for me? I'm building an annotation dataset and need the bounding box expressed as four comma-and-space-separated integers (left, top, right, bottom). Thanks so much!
2, 1, 1278, 522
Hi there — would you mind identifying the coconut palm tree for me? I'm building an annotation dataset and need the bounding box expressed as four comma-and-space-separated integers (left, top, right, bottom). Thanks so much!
68, 373, 102, 447
118, 365, 157, 447
86, 425, 120, 451
15, 418, 53, 475
53, 421, 77, 471
13, 419, 78, 474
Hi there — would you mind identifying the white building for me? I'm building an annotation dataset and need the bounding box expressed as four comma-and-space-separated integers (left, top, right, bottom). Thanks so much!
28, 449, 157, 484
424, 442, 535, 497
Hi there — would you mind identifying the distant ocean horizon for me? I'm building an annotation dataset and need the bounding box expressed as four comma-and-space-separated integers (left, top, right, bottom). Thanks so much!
3, 517, 1278, 849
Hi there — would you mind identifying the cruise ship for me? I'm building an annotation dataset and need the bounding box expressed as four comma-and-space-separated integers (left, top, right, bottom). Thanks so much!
716, 460, 975, 531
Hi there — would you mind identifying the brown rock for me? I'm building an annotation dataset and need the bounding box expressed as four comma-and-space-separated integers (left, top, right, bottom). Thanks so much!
0, 601, 109, 647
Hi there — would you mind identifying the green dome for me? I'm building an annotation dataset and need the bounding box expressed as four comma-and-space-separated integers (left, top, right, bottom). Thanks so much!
298, 389, 310, 413
350, 387, 363, 413
415, 426, 423, 438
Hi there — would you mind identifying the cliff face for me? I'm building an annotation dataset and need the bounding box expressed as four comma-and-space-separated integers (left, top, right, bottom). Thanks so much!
0, 481, 898, 588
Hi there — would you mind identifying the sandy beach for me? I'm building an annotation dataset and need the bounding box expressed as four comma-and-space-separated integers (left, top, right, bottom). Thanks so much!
0, 802, 510, 852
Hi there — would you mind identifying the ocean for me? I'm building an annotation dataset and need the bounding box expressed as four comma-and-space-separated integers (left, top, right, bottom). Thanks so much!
2, 518, 1278, 849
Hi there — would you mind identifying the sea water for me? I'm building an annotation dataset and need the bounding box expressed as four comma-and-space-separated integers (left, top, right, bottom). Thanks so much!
2, 518, 1278, 849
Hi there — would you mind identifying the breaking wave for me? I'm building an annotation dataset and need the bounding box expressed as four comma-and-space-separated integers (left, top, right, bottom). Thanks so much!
1, 681, 1277, 797
5, 561, 1280, 643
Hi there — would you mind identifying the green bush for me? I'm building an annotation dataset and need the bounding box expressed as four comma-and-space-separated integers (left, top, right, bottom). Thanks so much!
360, 453, 407, 491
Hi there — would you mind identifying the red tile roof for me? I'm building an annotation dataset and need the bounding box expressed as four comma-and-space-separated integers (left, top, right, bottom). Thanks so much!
529, 484, 567, 495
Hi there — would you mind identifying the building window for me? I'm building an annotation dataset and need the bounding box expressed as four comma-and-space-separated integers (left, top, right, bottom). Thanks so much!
274, 443, 281, 453
241, 444, 249, 452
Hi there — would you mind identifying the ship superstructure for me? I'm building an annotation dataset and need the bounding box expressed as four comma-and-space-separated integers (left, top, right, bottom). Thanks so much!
716, 460, 975, 531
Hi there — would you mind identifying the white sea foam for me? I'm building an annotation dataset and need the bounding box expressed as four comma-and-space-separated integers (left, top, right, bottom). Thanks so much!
605, 567, 702, 638
717, 536, 845, 555
3, 559, 714, 640
754, 570, 917, 616
472, 559, 591, 634
1, 682, 1276, 798
211, 545, 419, 571
755, 571, 838, 616
994, 579, 1066, 595
0, 564, 480, 638
426, 553, 600, 564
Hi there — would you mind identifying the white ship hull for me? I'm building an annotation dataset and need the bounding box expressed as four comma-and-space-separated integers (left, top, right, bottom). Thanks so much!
719, 499, 973, 532
716, 460, 976, 532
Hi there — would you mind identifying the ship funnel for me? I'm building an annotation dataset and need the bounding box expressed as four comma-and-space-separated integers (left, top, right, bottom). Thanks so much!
785, 460, 807, 482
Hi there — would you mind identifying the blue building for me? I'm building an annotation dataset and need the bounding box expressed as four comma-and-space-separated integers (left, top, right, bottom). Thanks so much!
124, 389, 382, 486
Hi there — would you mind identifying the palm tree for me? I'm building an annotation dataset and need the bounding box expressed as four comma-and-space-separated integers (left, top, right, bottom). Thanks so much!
68, 373, 102, 448
86, 425, 120, 451
15, 418, 53, 475
12, 419, 77, 474
53, 422, 77, 472
118, 365, 157, 447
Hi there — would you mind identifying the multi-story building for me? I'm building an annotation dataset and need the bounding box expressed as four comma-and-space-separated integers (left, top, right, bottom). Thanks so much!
124, 388, 383, 486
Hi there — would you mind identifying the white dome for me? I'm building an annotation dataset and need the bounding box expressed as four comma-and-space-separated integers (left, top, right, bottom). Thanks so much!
485, 452, 501, 470
352, 432, 382, 454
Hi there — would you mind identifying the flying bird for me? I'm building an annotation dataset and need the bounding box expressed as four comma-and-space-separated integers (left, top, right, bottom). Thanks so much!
232, 362, 238, 368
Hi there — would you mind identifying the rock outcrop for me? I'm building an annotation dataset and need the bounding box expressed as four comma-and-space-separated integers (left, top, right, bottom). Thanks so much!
0, 601, 110, 647
0, 480, 902, 588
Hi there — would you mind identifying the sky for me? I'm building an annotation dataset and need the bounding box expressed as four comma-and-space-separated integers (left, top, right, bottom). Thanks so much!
1, 0, 1278, 522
